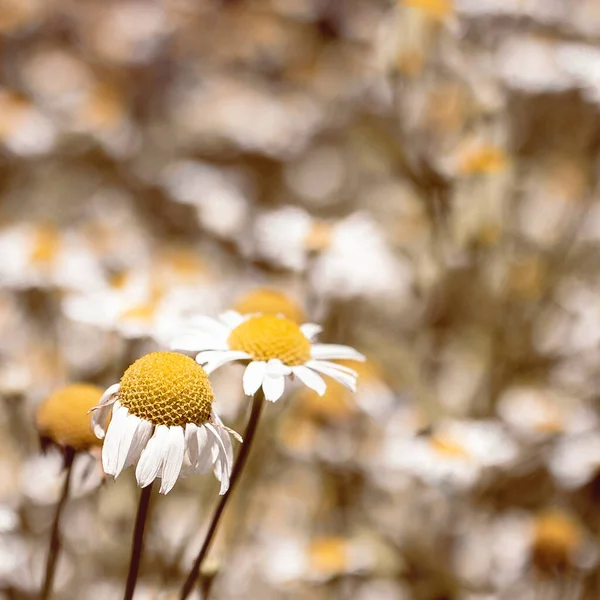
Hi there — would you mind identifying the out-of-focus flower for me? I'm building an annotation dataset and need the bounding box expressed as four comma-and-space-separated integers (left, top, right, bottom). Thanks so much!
172, 311, 365, 402
548, 431, 600, 489
497, 386, 596, 442
263, 534, 387, 584
20, 450, 103, 504
0, 0, 42, 33
36, 383, 105, 452
233, 288, 305, 323
91, 352, 241, 495
378, 419, 518, 490
0, 223, 105, 292
0, 90, 57, 156
161, 161, 252, 240
310, 213, 413, 302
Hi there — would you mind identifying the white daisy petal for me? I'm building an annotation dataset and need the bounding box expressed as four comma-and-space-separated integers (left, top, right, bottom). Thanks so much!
194, 426, 213, 474
187, 315, 232, 338
262, 373, 286, 402
307, 360, 359, 376
170, 333, 228, 353
266, 359, 292, 376
292, 365, 327, 396
102, 403, 128, 476
159, 426, 185, 495
185, 423, 198, 464
218, 310, 246, 329
135, 425, 168, 488
202, 351, 252, 373
195, 350, 240, 364
243, 361, 267, 396
90, 383, 120, 439
206, 423, 231, 494
300, 323, 322, 341
114, 413, 143, 478
306, 361, 358, 392
311, 344, 366, 362
124, 418, 153, 469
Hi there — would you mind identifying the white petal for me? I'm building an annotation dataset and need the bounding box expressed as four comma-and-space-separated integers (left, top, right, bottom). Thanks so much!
113, 413, 143, 478
212, 411, 243, 444
311, 344, 365, 362
135, 426, 168, 488
292, 366, 327, 396
243, 361, 267, 396
195, 350, 239, 364
218, 310, 246, 329
266, 359, 292, 376
306, 361, 357, 392
90, 383, 120, 439
194, 426, 213, 474
101, 403, 128, 476
187, 315, 232, 337
159, 426, 185, 495
310, 360, 359, 376
170, 333, 228, 353
262, 374, 286, 402
300, 323, 322, 341
124, 418, 153, 469
206, 423, 230, 494
203, 351, 252, 374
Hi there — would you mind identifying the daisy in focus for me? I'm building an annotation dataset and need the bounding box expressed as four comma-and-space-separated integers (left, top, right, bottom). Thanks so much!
172, 311, 365, 402
90, 351, 241, 495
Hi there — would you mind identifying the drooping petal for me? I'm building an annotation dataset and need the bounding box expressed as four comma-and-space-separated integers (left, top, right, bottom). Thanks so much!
135, 425, 168, 488
311, 344, 366, 362
262, 374, 286, 402
90, 383, 120, 439
184, 423, 198, 464
292, 365, 327, 396
101, 403, 128, 476
300, 323, 322, 341
309, 360, 359, 376
205, 423, 230, 494
306, 360, 358, 392
113, 413, 143, 478
124, 418, 154, 469
193, 426, 213, 474
203, 351, 252, 374
243, 361, 267, 396
159, 426, 185, 495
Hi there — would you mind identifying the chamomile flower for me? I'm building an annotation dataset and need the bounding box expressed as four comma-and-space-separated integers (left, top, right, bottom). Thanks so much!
90, 352, 241, 495
172, 311, 365, 403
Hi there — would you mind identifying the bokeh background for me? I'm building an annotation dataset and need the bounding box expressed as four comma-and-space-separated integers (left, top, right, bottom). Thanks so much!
2, 0, 600, 598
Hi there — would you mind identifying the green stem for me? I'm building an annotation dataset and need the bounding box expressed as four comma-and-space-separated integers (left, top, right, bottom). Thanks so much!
179, 390, 265, 600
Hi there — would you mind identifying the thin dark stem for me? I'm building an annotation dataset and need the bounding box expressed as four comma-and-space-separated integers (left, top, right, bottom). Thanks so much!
179, 390, 265, 600
123, 481, 154, 600
41, 446, 76, 600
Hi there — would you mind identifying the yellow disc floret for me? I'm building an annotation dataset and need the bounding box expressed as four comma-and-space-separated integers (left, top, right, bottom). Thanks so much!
36, 383, 105, 450
234, 288, 305, 323
228, 315, 311, 366
118, 352, 214, 427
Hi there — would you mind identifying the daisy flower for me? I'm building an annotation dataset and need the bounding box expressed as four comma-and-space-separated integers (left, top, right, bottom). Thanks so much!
90, 352, 241, 495
171, 311, 365, 403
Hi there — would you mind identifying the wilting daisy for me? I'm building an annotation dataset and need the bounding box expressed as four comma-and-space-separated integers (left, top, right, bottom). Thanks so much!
90, 352, 241, 495
172, 312, 365, 402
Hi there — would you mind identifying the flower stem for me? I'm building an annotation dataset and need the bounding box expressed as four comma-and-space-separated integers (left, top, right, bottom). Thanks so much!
123, 481, 154, 600
41, 446, 76, 600
179, 389, 265, 600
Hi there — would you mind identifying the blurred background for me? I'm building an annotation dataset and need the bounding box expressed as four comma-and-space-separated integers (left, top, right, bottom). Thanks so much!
2, 0, 600, 598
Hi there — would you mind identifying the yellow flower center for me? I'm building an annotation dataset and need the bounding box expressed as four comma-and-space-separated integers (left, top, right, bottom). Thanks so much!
533, 510, 583, 570
308, 537, 349, 576
234, 288, 305, 323
227, 315, 311, 366
36, 383, 105, 450
31, 225, 60, 264
118, 352, 214, 427
430, 435, 470, 460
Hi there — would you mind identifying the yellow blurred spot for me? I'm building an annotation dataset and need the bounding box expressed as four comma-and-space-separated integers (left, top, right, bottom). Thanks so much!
119, 302, 157, 323
308, 537, 349, 577
429, 435, 470, 459
77, 82, 125, 130
457, 144, 508, 175
305, 220, 333, 253
403, 0, 454, 20
30, 225, 60, 265
533, 509, 583, 571
234, 288, 305, 323
395, 50, 426, 77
